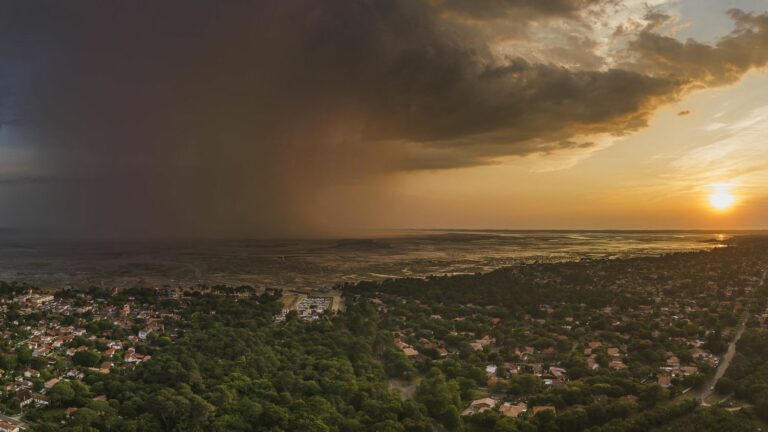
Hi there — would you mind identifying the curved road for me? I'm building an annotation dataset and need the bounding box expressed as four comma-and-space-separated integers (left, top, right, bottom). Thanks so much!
697, 269, 767, 404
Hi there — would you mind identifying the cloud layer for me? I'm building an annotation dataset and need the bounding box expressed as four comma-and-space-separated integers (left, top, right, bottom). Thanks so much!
0, 0, 766, 237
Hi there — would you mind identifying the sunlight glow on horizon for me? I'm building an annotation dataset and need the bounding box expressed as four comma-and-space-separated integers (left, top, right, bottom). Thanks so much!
709, 184, 737, 211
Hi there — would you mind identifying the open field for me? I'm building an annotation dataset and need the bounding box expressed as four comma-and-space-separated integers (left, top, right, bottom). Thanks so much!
0, 230, 735, 291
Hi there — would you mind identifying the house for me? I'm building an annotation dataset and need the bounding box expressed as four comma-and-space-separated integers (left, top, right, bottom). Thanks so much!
681, 365, 698, 376
66, 369, 85, 380
65, 407, 78, 418
500, 402, 527, 418
462, 397, 497, 415
139, 321, 163, 340
609, 360, 628, 370
419, 338, 436, 349
124, 347, 152, 363
487, 373, 499, 385
667, 356, 680, 369
475, 336, 494, 347
107, 341, 123, 349
44, 378, 59, 390
0, 420, 19, 432
32, 393, 49, 407
394, 339, 419, 357
393, 339, 409, 350
14, 378, 33, 390
32, 346, 50, 357
402, 347, 419, 357
658, 375, 671, 388
503, 363, 519, 375
587, 357, 600, 370
549, 366, 567, 381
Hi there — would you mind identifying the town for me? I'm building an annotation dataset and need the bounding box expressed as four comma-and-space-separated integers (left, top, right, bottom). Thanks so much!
0, 238, 766, 431
345, 236, 768, 430
0, 286, 189, 430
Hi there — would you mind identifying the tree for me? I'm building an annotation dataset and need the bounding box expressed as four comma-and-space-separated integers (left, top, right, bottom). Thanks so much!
73, 350, 101, 367
556, 408, 588, 432
714, 377, 736, 395
383, 348, 416, 379
754, 393, 768, 423
48, 381, 76, 408
415, 368, 462, 429
640, 383, 667, 407
0, 353, 17, 372
16, 345, 32, 366
494, 417, 521, 432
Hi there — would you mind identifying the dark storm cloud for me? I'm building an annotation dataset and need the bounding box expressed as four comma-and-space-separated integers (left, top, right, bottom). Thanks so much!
626, 10, 768, 88
0, 1, 765, 237
435, 0, 612, 20
0, 176, 55, 186
0, 81, 13, 127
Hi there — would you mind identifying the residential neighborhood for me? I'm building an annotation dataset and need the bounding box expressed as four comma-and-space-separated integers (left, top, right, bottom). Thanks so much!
0, 287, 186, 428
347, 240, 768, 428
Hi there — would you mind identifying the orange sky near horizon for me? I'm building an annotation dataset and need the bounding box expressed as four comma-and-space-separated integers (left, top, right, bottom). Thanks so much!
377, 72, 768, 232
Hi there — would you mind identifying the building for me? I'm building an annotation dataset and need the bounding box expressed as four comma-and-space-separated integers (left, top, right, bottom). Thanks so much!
658, 375, 671, 388
462, 398, 497, 415
139, 321, 163, 340
0, 420, 19, 432
44, 378, 59, 390
500, 402, 527, 418
32, 393, 49, 408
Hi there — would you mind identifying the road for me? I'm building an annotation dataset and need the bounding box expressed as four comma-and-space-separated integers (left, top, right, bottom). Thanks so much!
697, 268, 767, 403
697, 313, 748, 403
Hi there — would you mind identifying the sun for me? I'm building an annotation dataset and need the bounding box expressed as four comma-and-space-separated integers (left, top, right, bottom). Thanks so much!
708, 185, 736, 211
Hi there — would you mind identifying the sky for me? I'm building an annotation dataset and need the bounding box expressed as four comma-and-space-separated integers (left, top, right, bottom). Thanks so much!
0, 0, 767, 238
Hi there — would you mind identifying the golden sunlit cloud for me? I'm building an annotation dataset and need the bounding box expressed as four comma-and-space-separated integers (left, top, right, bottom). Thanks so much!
708, 184, 736, 211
